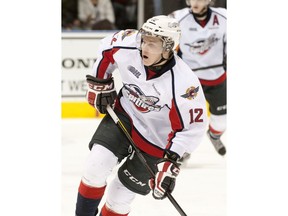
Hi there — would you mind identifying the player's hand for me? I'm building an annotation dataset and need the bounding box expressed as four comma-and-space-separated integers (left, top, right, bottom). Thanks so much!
149, 158, 180, 200
86, 75, 117, 114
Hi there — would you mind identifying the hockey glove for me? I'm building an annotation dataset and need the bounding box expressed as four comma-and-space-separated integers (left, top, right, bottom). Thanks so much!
149, 158, 180, 200
86, 75, 117, 114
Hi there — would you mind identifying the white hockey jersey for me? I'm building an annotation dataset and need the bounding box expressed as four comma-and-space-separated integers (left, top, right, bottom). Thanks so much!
170, 7, 227, 83
91, 30, 208, 158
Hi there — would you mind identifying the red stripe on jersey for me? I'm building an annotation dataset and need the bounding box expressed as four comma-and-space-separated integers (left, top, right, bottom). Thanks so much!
169, 99, 183, 131
78, 181, 106, 199
199, 71, 226, 86
131, 128, 164, 158
101, 204, 128, 216
96, 48, 120, 79
166, 99, 183, 149
166, 132, 175, 150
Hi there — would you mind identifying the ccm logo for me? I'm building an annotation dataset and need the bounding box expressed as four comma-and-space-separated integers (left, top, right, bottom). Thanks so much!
89, 82, 114, 91
123, 169, 146, 187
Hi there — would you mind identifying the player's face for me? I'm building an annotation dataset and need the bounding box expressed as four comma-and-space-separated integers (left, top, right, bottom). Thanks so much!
141, 36, 164, 66
189, 0, 209, 14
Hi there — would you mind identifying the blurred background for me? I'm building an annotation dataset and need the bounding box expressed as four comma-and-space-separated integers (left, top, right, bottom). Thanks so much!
62, 0, 226, 31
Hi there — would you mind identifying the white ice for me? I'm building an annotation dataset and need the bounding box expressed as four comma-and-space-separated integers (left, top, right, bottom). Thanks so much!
62, 118, 226, 216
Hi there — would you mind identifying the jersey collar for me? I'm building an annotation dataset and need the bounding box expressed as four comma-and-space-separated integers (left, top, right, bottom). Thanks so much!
144, 56, 176, 80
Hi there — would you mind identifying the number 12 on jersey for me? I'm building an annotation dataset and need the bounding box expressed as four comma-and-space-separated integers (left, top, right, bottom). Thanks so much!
189, 108, 203, 124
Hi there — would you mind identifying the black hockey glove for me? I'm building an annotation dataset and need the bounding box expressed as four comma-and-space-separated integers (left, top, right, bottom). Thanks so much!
86, 75, 117, 114
149, 158, 180, 200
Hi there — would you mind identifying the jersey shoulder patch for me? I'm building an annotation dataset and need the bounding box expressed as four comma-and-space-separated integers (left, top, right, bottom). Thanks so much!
111, 29, 138, 48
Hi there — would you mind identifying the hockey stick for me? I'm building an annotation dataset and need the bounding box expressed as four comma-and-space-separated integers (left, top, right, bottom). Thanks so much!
106, 105, 188, 216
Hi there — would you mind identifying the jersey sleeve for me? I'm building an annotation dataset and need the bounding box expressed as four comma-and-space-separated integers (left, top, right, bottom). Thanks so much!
91, 31, 121, 79
91, 30, 138, 79
166, 58, 208, 157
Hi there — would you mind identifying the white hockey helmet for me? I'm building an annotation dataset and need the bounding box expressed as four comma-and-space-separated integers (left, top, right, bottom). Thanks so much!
140, 15, 181, 51
186, 0, 211, 6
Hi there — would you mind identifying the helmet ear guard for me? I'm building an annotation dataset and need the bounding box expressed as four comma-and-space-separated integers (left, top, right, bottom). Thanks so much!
164, 43, 173, 52
163, 39, 174, 52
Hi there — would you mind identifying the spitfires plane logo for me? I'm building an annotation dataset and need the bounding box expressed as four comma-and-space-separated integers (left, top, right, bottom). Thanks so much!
123, 84, 162, 113
181, 86, 199, 100
184, 33, 219, 55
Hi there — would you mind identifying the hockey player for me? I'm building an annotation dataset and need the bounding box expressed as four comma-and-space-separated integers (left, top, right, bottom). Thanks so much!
75, 15, 208, 216
170, 0, 227, 157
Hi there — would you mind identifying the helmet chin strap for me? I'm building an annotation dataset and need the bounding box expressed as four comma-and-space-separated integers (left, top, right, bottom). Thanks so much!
149, 52, 174, 70
152, 54, 168, 66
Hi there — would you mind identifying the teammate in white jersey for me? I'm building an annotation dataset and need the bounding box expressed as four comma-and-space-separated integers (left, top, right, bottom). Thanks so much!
75, 15, 208, 216
170, 0, 227, 157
